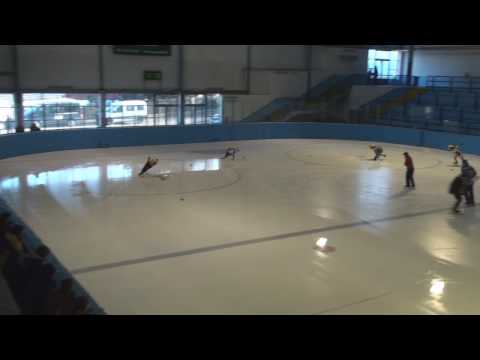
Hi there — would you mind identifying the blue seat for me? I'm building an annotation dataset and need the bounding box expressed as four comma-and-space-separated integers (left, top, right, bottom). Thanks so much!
437, 93, 456, 107
418, 93, 436, 106
457, 97, 476, 110
441, 109, 461, 122
463, 111, 480, 123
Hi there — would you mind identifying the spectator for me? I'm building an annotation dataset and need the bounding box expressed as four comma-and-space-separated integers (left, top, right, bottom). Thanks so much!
30, 122, 41, 132
56, 292, 78, 315
23, 263, 56, 315
72, 296, 91, 315
450, 175, 466, 214
44, 278, 74, 315
12, 245, 51, 311
3, 224, 24, 254
461, 160, 477, 206
2, 226, 26, 282
404, 152, 415, 188
368, 70, 373, 84
0, 212, 12, 232
0, 234, 9, 270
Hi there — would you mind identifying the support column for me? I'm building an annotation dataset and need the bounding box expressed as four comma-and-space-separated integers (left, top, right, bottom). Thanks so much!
246, 45, 252, 93
407, 45, 415, 87
178, 45, 185, 126
305, 45, 313, 98
98, 45, 107, 127
12, 46, 24, 132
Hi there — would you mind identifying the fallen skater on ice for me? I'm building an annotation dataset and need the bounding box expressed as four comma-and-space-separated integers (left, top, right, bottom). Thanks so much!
139, 157, 159, 177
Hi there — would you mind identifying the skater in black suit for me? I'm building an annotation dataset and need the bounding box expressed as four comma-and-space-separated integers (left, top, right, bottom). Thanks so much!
461, 160, 477, 206
450, 175, 466, 214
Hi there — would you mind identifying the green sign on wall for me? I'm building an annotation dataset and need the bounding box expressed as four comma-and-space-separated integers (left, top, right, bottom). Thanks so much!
113, 45, 172, 56
144, 71, 163, 81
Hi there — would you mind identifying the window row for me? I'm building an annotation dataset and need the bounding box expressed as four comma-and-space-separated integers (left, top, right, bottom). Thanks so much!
0, 93, 224, 135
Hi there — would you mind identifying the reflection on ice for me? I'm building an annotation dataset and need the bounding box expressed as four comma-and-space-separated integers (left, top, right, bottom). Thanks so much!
0, 158, 222, 194
1, 177, 19, 191
25, 167, 101, 188
188, 159, 220, 172
430, 279, 446, 298
107, 165, 133, 181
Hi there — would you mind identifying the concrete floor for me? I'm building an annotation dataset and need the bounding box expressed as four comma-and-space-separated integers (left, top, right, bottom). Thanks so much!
0, 139, 479, 315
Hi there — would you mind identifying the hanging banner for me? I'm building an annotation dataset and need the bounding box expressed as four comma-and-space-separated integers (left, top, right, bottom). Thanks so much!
113, 45, 172, 56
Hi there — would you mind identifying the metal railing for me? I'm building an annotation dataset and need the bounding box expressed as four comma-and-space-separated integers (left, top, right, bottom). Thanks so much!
350, 104, 480, 136
424, 76, 480, 92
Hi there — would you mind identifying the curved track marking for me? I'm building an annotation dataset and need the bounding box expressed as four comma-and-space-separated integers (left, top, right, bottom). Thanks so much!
104, 169, 242, 198
312, 292, 393, 315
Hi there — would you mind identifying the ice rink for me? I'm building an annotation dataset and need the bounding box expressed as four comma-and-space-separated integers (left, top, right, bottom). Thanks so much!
1, 139, 479, 315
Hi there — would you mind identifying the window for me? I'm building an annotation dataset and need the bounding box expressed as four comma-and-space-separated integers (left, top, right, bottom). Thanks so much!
0, 94, 15, 135
206, 94, 223, 124
105, 94, 154, 127
23, 93, 100, 131
0, 92, 223, 133
368, 49, 401, 79
184, 94, 223, 125
156, 96, 179, 106
154, 95, 179, 126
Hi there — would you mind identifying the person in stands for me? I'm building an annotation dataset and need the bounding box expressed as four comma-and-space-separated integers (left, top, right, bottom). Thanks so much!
30, 122, 41, 132
44, 278, 75, 315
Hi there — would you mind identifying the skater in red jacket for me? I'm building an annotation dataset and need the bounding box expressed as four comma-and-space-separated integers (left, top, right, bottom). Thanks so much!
404, 152, 415, 188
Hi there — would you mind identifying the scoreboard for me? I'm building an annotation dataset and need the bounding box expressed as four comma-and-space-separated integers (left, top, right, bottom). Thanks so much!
113, 45, 172, 56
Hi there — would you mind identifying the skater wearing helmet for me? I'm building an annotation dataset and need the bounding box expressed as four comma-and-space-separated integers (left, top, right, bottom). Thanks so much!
139, 157, 159, 177
369, 145, 386, 161
450, 175, 466, 214
448, 145, 463, 166
223, 148, 238, 160
461, 159, 477, 206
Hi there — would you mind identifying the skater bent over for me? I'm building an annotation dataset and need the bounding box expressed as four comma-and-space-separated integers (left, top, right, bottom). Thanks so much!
404, 152, 415, 188
139, 157, 159, 177
223, 148, 238, 160
448, 145, 463, 166
369, 145, 386, 161
450, 175, 466, 214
